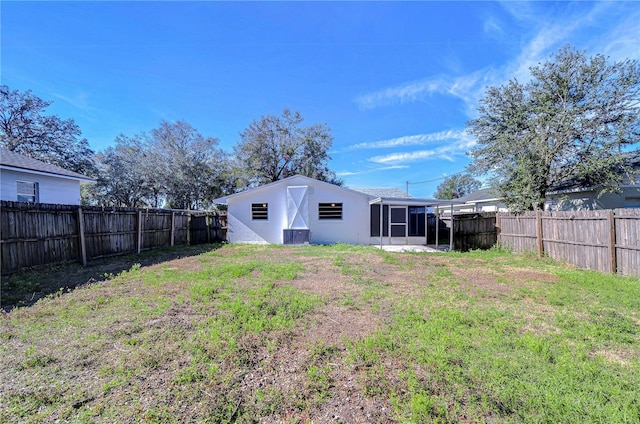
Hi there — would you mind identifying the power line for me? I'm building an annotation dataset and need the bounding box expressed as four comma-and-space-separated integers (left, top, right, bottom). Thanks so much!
405, 170, 466, 194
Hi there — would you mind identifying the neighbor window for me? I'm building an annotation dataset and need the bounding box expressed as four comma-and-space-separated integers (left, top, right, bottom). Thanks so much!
251, 203, 268, 220
318, 202, 342, 220
17, 181, 38, 203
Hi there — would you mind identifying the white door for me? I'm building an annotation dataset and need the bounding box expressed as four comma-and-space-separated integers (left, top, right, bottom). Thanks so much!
286, 186, 309, 229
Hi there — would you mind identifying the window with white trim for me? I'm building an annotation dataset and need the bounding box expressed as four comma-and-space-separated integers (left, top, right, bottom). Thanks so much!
17, 181, 39, 203
251, 203, 268, 220
318, 202, 342, 220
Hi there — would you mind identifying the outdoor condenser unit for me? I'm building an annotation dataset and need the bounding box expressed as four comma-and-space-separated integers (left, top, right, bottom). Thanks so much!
283, 229, 310, 245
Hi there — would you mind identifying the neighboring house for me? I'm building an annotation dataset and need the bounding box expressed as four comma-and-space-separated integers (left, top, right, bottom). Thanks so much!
0, 148, 95, 205
439, 188, 509, 214
545, 185, 640, 211
545, 152, 640, 211
212, 175, 459, 245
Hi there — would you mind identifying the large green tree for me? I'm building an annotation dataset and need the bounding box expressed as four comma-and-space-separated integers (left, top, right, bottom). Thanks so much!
434, 174, 482, 199
0, 85, 95, 175
150, 120, 229, 210
85, 134, 153, 207
234, 109, 341, 187
87, 121, 230, 209
467, 46, 640, 212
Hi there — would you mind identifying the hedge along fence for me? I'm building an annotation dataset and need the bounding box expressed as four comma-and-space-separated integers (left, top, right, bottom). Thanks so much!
0, 201, 227, 274
497, 209, 640, 277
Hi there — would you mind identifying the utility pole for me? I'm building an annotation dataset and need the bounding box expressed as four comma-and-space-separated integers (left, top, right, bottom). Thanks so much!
406, 181, 409, 195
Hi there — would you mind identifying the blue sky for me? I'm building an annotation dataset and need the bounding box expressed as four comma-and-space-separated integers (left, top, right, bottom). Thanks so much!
2, 1, 639, 197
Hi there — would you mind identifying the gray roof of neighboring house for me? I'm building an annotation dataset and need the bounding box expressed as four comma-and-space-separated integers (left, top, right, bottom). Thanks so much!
0, 148, 95, 181
454, 188, 501, 203
352, 188, 411, 198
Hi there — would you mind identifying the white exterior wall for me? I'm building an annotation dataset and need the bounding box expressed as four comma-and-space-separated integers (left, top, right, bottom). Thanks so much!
0, 169, 82, 205
226, 176, 370, 245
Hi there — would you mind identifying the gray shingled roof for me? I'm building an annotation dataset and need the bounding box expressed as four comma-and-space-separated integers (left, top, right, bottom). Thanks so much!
454, 188, 500, 203
0, 148, 94, 181
352, 188, 411, 198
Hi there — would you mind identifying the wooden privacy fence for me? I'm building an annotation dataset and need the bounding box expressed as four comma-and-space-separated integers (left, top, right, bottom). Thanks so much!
0, 201, 227, 274
498, 209, 640, 277
435, 212, 498, 251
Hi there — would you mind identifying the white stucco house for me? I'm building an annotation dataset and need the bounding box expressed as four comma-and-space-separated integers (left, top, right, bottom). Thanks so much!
440, 188, 509, 214
0, 148, 95, 205
213, 175, 460, 245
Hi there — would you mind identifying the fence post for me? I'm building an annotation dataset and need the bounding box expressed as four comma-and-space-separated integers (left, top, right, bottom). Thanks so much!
170, 212, 176, 246
608, 210, 617, 274
77, 207, 87, 266
435, 210, 439, 249
206, 214, 211, 244
536, 209, 544, 257
449, 204, 454, 251
495, 213, 501, 247
137, 210, 143, 254
187, 213, 192, 245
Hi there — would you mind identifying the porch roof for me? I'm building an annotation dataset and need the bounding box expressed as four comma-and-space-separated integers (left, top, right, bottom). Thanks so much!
368, 196, 465, 207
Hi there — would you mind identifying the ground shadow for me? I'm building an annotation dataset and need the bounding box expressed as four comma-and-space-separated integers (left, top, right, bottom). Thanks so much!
1, 243, 224, 312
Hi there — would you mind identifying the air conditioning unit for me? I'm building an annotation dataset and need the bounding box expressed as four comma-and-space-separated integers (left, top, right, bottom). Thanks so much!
283, 229, 310, 245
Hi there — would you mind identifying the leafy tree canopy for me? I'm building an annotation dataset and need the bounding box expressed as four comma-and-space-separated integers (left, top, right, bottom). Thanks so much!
150, 120, 229, 210
87, 121, 230, 210
434, 174, 482, 199
467, 45, 640, 212
234, 109, 341, 187
85, 134, 153, 208
0, 85, 96, 175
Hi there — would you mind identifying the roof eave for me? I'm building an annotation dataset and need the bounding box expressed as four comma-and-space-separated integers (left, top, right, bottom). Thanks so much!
0, 165, 96, 182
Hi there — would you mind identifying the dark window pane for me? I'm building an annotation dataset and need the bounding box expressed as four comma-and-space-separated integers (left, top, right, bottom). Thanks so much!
408, 206, 425, 236
391, 207, 406, 223
391, 224, 405, 237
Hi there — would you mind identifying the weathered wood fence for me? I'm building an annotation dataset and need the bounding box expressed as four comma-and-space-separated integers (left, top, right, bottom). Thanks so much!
0, 201, 227, 274
498, 209, 640, 277
434, 212, 498, 251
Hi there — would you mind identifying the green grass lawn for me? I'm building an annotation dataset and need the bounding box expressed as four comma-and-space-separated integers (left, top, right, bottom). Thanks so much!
1, 244, 638, 423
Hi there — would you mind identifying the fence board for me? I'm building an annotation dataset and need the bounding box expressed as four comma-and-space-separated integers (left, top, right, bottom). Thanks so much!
498, 209, 640, 277
452, 212, 497, 251
1, 201, 226, 274
497, 212, 538, 253
615, 208, 640, 277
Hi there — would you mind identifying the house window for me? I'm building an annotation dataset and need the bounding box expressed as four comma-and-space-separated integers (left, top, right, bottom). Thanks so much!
17, 181, 39, 203
251, 203, 268, 220
318, 202, 342, 220
370, 204, 389, 237
408, 206, 426, 236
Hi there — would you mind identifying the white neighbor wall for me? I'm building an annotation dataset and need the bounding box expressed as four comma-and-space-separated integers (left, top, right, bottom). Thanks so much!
226, 176, 371, 245
0, 169, 82, 205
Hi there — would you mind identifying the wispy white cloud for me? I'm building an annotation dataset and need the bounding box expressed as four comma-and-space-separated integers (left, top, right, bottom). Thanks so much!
590, 9, 640, 62
52, 91, 94, 112
354, 76, 448, 110
336, 165, 408, 177
345, 129, 467, 151
483, 15, 505, 39
368, 136, 476, 165
354, 70, 493, 113
354, 1, 636, 116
